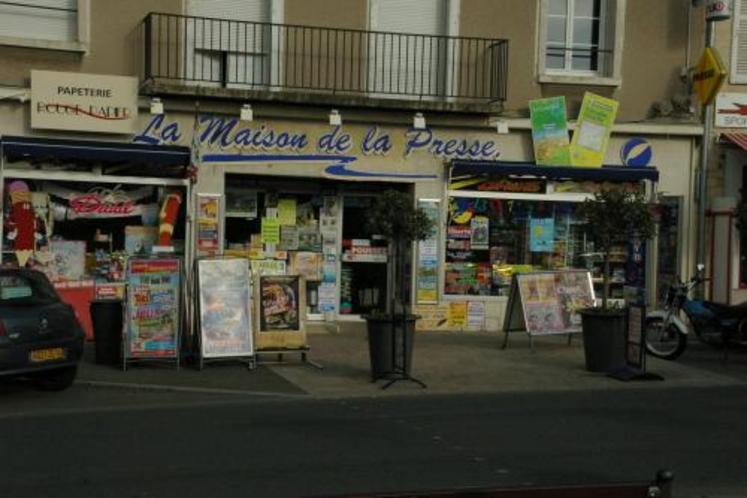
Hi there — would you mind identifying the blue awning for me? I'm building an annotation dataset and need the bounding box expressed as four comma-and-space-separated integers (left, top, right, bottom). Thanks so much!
451, 160, 659, 182
0, 135, 190, 169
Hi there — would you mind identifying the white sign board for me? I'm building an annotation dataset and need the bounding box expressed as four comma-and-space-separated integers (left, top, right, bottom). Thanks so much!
715, 93, 747, 128
31, 70, 138, 134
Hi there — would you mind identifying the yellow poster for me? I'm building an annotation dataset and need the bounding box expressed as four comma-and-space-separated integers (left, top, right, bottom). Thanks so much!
570, 92, 619, 168
415, 304, 450, 331
278, 198, 297, 226
447, 302, 468, 328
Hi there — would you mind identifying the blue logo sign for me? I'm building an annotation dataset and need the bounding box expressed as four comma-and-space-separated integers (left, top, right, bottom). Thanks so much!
620, 138, 652, 167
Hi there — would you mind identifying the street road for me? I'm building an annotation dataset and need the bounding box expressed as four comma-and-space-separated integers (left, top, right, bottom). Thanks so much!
1, 381, 746, 498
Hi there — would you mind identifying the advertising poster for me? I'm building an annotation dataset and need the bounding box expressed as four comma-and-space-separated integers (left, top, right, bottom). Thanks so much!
261, 217, 280, 244
318, 282, 337, 313
529, 218, 555, 252
515, 271, 594, 335
417, 199, 440, 304
250, 259, 286, 276
277, 198, 297, 225
415, 304, 451, 331
298, 228, 322, 251
125, 258, 180, 358
259, 275, 301, 331
198, 258, 253, 358
196, 195, 221, 257
570, 92, 619, 167
320, 196, 339, 237
470, 215, 489, 250
47, 240, 86, 281
447, 301, 468, 328
125, 226, 158, 255
290, 251, 322, 281
279, 225, 299, 250
529, 96, 571, 166
467, 301, 486, 330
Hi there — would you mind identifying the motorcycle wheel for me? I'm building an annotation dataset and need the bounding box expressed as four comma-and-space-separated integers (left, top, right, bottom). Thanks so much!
645, 317, 687, 360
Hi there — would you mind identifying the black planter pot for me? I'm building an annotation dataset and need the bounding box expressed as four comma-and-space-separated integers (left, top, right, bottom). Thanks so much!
363, 314, 417, 380
580, 308, 627, 373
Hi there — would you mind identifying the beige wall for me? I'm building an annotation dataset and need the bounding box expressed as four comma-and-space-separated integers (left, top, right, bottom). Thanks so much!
0, 0, 182, 86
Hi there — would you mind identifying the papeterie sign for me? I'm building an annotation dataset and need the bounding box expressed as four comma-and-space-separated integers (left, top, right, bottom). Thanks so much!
31, 70, 138, 133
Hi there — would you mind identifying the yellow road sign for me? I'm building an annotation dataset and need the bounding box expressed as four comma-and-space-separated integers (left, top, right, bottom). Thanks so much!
693, 47, 727, 105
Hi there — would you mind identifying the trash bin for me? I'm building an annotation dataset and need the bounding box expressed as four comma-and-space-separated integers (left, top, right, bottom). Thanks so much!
90, 299, 123, 365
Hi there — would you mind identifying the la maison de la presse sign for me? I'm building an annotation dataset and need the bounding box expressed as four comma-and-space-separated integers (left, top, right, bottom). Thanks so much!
31, 70, 138, 134
134, 114, 502, 180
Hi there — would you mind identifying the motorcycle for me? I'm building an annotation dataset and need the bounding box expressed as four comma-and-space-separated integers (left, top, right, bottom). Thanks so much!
645, 264, 747, 360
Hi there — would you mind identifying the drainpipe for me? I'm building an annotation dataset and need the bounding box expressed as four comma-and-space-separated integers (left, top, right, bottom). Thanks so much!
696, 19, 715, 298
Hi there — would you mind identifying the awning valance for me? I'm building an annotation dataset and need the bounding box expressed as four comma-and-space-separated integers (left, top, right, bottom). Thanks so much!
0, 135, 190, 174
722, 132, 747, 151
450, 160, 659, 183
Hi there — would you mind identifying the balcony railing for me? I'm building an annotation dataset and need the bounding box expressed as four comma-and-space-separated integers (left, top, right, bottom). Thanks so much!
141, 12, 508, 103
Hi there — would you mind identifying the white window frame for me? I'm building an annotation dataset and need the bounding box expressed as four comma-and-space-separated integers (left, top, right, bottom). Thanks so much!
0, 0, 90, 53
731, 0, 747, 84
537, 0, 625, 87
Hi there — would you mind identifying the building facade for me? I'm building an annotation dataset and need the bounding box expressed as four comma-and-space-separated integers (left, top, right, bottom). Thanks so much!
0, 0, 706, 333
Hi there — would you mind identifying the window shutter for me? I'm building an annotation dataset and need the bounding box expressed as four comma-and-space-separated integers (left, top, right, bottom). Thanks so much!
731, 0, 747, 83
0, 0, 77, 42
371, 0, 446, 36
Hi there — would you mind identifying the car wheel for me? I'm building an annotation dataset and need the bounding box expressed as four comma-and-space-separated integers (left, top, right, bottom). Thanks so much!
33, 366, 77, 392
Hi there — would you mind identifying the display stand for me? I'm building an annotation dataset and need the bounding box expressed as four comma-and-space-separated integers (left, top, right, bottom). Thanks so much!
502, 271, 594, 352
195, 257, 256, 371
609, 301, 663, 382
122, 257, 182, 371
255, 346, 323, 370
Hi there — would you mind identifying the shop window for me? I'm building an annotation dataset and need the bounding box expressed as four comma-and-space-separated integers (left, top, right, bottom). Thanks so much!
655, 197, 681, 303
0, 0, 89, 52
444, 196, 642, 299
538, 0, 625, 85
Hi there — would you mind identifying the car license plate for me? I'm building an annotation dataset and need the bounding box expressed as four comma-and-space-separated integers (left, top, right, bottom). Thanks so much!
29, 348, 66, 363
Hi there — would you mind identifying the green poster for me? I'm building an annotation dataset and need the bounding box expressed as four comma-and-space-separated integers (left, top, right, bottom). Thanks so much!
570, 92, 619, 168
261, 217, 280, 244
529, 96, 571, 166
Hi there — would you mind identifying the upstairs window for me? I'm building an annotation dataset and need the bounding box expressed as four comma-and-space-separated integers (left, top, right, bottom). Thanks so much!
0, 0, 88, 52
538, 0, 625, 85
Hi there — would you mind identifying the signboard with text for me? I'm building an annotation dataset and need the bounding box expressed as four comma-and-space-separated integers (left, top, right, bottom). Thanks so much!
715, 93, 747, 128
31, 70, 138, 134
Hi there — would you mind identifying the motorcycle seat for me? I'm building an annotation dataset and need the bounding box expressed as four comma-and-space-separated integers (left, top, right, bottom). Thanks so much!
703, 301, 747, 319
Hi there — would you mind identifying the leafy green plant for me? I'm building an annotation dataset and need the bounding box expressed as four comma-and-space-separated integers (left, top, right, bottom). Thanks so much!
366, 189, 434, 316
577, 189, 655, 309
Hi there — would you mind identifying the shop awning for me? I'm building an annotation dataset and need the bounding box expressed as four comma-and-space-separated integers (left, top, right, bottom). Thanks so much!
722, 132, 747, 151
450, 160, 659, 182
0, 135, 191, 176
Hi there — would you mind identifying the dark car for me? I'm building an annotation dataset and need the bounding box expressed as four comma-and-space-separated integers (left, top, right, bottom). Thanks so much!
0, 268, 85, 391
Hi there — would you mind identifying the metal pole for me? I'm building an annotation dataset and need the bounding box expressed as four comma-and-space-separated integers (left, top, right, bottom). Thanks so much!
696, 20, 715, 297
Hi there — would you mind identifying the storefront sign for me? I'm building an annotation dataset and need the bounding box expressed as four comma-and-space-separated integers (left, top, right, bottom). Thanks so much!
416, 199, 440, 304
529, 96, 571, 166
715, 93, 747, 127
449, 178, 546, 193
125, 258, 180, 358
693, 47, 727, 105
70, 188, 136, 217
570, 92, 619, 168
134, 115, 504, 180
31, 70, 138, 134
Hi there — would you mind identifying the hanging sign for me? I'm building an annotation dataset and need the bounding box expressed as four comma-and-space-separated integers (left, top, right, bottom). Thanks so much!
570, 92, 619, 168
529, 96, 571, 166
693, 47, 727, 105
706, 0, 731, 21
31, 70, 138, 133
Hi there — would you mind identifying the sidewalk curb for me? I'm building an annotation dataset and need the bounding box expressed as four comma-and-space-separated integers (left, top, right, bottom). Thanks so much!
76, 379, 310, 398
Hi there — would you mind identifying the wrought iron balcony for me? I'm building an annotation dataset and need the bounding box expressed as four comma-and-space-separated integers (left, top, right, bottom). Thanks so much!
140, 12, 508, 107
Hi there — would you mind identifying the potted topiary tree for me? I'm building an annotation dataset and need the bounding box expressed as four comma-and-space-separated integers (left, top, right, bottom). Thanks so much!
364, 189, 434, 387
576, 189, 656, 372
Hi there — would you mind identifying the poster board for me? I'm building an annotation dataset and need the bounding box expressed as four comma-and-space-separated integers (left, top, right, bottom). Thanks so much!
416, 199, 440, 304
124, 258, 181, 361
197, 258, 254, 359
196, 194, 222, 257
503, 270, 595, 338
254, 274, 307, 350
